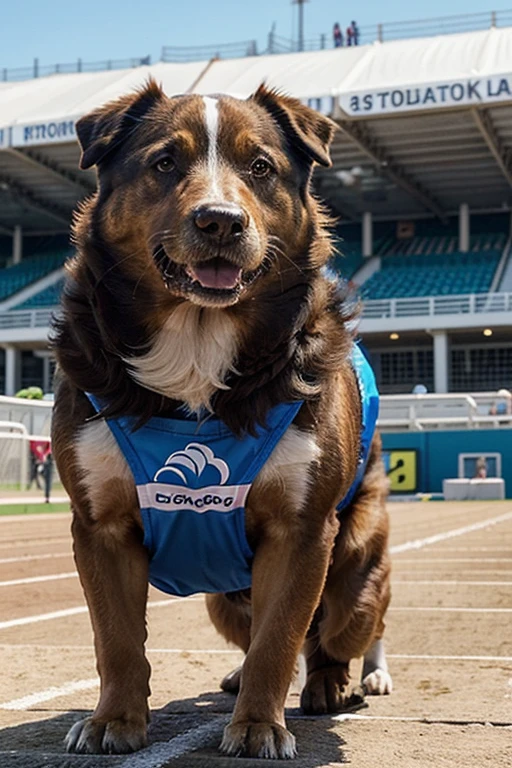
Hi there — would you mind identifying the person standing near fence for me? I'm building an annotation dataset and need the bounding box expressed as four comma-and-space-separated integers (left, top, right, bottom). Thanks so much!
333, 22, 343, 47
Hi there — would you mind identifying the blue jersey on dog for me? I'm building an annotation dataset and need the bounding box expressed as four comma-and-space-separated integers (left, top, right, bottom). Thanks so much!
86, 345, 378, 597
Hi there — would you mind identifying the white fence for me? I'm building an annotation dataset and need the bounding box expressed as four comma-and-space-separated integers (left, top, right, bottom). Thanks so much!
1, 388, 510, 440
363, 291, 512, 320
0, 421, 29, 488
378, 391, 512, 431
0, 396, 53, 436
0, 309, 54, 329
1, 292, 511, 330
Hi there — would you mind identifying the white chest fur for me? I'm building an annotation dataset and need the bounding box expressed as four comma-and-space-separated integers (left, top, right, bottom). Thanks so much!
254, 425, 320, 510
123, 304, 239, 413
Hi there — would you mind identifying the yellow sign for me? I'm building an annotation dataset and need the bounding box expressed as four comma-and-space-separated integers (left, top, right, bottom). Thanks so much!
384, 450, 417, 492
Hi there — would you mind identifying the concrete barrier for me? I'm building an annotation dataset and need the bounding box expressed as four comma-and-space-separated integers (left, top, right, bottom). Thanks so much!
443, 478, 505, 500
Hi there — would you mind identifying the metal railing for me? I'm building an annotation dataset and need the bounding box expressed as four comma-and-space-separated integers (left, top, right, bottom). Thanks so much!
2, 9, 511, 81
378, 391, 512, 431
362, 292, 512, 320
1, 56, 151, 83
162, 8, 512, 61
0, 291, 510, 329
0, 309, 54, 329
161, 41, 259, 63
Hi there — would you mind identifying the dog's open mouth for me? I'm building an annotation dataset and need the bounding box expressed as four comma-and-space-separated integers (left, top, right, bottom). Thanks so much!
155, 250, 271, 305
186, 259, 242, 291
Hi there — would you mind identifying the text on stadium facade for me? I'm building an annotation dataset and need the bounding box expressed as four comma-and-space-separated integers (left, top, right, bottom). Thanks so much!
340, 74, 512, 116
15, 120, 76, 146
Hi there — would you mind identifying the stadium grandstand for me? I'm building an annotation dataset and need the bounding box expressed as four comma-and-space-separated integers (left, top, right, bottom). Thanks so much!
0, 9, 512, 496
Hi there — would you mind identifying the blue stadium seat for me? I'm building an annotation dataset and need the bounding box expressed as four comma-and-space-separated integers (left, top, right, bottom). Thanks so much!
361, 247, 501, 300
14, 277, 65, 309
329, 235, 389, 280
0, 251, 68, 302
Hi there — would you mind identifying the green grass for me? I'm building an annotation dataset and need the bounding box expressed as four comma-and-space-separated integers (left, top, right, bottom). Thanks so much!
0, 502, 70, 516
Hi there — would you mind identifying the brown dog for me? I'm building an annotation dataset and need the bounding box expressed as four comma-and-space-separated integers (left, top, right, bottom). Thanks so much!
51, 81, 391, 759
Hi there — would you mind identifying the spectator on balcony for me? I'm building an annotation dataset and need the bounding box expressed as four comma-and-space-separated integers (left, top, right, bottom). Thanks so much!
473, 457, 488, 479
497, 389, 512, 415
333, 23, 343, 47
347, 20, 359, 46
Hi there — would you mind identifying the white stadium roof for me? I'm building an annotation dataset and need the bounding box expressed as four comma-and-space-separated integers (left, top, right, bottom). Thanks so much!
0, 26, 511, 233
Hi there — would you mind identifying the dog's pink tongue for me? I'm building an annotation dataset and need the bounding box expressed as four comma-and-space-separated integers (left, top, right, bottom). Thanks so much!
191, 261, 242, 289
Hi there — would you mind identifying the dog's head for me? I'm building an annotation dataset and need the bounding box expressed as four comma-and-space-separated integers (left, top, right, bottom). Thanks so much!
75, 80, 336, 309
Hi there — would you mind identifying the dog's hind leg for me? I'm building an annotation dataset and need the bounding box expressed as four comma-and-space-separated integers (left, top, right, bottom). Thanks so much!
301, 613, 365, 715
64, 509, 151, 755
302, 438, 392, 713
301, 552, 391, 713
362, 636, 393, 695
205, 591, 251, 694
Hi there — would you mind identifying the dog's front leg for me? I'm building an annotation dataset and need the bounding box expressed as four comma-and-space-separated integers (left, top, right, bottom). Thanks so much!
65, 511, 151, 755
220, 518, 337, 760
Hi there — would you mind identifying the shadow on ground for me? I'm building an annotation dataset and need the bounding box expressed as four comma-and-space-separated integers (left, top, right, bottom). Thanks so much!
0, 691, 349, 767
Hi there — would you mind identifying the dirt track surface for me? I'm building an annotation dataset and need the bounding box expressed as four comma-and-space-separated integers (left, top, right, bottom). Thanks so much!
1, 501, 511, 767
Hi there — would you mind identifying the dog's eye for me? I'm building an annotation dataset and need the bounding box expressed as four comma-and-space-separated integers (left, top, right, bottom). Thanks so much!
251, 158, 272, 178
155, 156, 175, 173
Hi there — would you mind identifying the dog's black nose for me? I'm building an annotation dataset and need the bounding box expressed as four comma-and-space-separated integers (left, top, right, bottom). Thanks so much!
193, 204, 247, 243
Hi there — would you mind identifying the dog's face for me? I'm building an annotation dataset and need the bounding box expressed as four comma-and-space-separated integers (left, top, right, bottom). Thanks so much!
76, 81, 335, 308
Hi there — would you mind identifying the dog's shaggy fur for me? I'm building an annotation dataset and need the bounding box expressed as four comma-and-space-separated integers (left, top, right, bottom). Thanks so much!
52, 81, 391, 759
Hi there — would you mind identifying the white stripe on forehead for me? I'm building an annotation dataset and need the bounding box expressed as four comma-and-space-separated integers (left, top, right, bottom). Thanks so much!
203, 96, 221, 199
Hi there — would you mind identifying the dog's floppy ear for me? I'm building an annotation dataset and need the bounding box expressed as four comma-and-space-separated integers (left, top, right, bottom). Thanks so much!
251, 84, 336, 169
76, 79, 165, 170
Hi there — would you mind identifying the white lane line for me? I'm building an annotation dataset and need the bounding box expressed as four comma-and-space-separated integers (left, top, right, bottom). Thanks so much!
0, 552, 70, 565
148, 648, 242, 654
0, 596, 203, 631
5, 566, 507, 590
393, 580, 512, 586
390, 510, 512, 555
0, 644, 237, 653
393, 570, 512, 576
0, 499, 69, 508
0, 572, 77, 587
120, 716, 228, 768
333, 713, 510, 724
393, 558, 512, 563
389, 606, 512, 613
410, 547, 512, 553
388, 653, 512, 662
1, 678, 99, 711
0, 537, 70, 550
1, 645, 511, 663
0, 606, 88, 630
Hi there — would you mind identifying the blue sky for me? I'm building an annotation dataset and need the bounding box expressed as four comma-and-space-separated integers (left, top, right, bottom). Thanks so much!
1, 0, 510, 70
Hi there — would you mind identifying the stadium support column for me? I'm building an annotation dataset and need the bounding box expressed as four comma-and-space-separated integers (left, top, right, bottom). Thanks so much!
4, 346, 20, 396
362, 212, 373, 257
432, 331, 449, 393
459, 203, 469, 252
12, 226, 22, 265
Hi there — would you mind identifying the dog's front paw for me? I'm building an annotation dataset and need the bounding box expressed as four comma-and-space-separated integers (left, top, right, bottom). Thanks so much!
363, 668, 393, 695
220, 721, 297, 759
301, 667, 366, 715
65, 716, 147, 754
